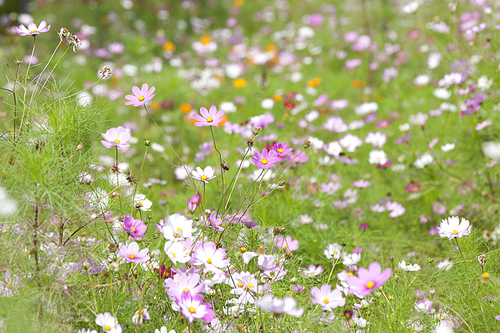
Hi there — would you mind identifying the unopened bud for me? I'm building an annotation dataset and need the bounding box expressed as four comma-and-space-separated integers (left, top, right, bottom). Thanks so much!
285, 251, 293, 259
82, 261, 90, 270
233, 312, 239, 319
279, 179, 286, 186
76, 143, 84, 151
247, 138, 254, 147
256, 245, 265, 255
107, 243, 117, 253
144, 140, 151, 146
304, 140, 312, 149
240, 247, 246, 253
221, 160, 230, 171
427, 257, 434, 263
252, 127, 261, 136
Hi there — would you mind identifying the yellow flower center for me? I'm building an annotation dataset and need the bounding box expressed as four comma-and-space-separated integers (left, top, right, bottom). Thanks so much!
138, 96, 145, 101
278, 149, 283, 153
189, 307, 196, 313
207, 117, 213, 122
238, 282, 243, 287
201, 37, 211, 45
247, 283, 254, 288
366, 281, 375, 288
452, 230, 458, 234
129, 254, 135, 259
183, 288, 190, 291
130, 227, 135, 232
104, 325, 111, 331
172, 252, 177, 257
261, 159, 268, 165
201, 175, 208, 180
137, 202, 143, 207
7, 283, 12, 289
114, 139, 120, 143
323, 298, 329, 304
174, 233, 180, 238
30, 30, 38, 33
207, 258, 212, 264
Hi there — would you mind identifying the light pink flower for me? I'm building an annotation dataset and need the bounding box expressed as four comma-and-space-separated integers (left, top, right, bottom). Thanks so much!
191, 241, 230, 273
310, 285, 345, 311
191, 166, 216, 183
125, 83, 155, 107
118, 242, 150, 263
437, 216, 471, 240
193, 105, 225, 127
101, 126, 131, 150
346, 262, 391, 298
17, 20, 51, 36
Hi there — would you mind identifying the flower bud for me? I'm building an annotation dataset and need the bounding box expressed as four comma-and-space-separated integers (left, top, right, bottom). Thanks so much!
279, 179, 286, 186
304, 140, 312, 149
256, 245, 265, 255
82, 261, 90, 271
107, 243, 117, 253
247, 138, 254, 147
252, 127, 261, 136
144, 140, 151, 146
285, 251, 293, 259
427, 257, 434, 263
221, 160, 230, 171
76, 143, 84, 151
240, 247, 246, 253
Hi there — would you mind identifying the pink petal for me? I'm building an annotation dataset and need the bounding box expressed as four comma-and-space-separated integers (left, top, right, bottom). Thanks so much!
200, 107, 209, 118
141, 83, 149, 94
131, 86, 141, 96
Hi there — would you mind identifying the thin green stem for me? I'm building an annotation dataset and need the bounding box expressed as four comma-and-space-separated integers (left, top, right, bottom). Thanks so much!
23, 36, 36, 99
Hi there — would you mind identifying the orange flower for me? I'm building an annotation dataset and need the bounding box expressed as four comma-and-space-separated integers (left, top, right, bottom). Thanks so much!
234, 0, 244, 6
233, 78, 247, 88
350, 79, 365, 88
273, 94, 282, 102
180, 103, 192, 114
200, 37, 212, 45
151, 102, 161, 110
163, 41, 175, 52
307, 77, 321, 87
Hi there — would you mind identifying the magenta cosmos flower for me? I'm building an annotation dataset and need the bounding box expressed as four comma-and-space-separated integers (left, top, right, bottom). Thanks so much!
17, 21, 51, 36
272, 142, 293, 161
310, 285, 345, 311
118, 242, 150, 263
123, 215, 147, 240
437, 216, 471, 240
125, 83, 155, 107
251, 148, 279, 169
191, 241, 230, 274
347, 262, 391, 298
193, 105, 225, 127
101, 126, 131, 150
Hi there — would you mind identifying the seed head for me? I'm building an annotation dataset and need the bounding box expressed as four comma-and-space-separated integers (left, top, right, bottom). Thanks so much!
58, 27, 71, 40
477, 254, 486, 267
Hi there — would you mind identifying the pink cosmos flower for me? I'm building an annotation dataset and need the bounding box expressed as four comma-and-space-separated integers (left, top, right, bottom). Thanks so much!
275, 235, 299, 251
164, 272, 205, 298
118, 242, 150, 263
251, 149, 279, 169
345, 59, 362, 69
101, 126, 131, 150
191, 166, 216, 183
346, 262, 391, 298
437, 216, 472, 240
310, 285, 346, 311
193, 105, 225, 127
176, 291, 215, 324
125, 83, 156, 107
353, 180, 371, 188
123, 215, 147, 240
191, 241, 230, 274
302, 264, 323, 277
476, 120, 492, 131
17, 21, 51, 36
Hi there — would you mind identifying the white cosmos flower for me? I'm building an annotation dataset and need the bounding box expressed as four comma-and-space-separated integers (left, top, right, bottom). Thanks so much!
398, 260, 421, 271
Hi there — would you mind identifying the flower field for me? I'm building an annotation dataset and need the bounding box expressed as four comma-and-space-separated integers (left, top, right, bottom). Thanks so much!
1, 0, 500, 332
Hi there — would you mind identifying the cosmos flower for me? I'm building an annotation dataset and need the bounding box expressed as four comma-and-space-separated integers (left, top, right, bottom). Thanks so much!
346, 262, 391, 298
437, 216, 472, 240
191, 166, 216, 183
256, 294, 304, 317
118, 242, 150, 263
17, 20, 51, 36
95, 312, 122, 333
193, 105, 225, 127
176, 291, 215, 324
398, 260, 421, 271
310, 285, 346, 311
125, 83, 156, 107
101, 126, 131, 150
251, 148, 279, 169
191, 241, 230, 274
122, 215, 147, 240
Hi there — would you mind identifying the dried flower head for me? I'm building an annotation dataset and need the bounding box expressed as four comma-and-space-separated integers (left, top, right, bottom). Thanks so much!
68, 35, 82, 52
